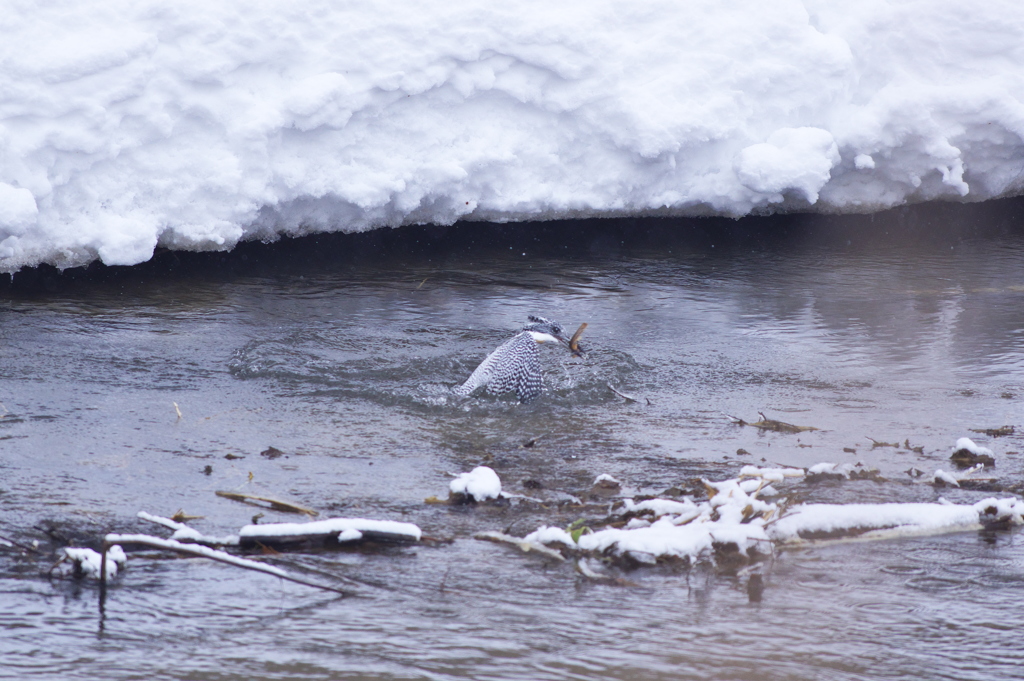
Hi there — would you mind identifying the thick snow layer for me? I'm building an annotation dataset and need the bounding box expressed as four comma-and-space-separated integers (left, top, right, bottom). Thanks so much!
739, 466, 805, 483
450, 466, 502, 501
521, 466, 1024, 564
3, 0, 1024, 272
60, 545, 127, 579
769, 497, 1024, 541
238, 517, 422, 541
954, 437, 995, 458
618, 497, 700, 519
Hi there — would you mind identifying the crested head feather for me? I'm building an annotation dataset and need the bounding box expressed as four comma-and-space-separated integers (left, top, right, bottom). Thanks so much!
524, 315, 563, 337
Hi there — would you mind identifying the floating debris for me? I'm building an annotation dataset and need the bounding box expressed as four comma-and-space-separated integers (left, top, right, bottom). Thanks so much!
214, 491, 319, 516
730, 412, 819, 433
260, 446, 286, 459
904, 439, 925, 454
866, 437, 899, 449
969, 426, 1015, 437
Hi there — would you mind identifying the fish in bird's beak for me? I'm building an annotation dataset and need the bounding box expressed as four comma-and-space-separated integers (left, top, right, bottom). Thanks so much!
567, 323, 587, 357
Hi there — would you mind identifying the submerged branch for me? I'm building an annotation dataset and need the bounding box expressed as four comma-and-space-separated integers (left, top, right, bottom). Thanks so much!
607, 383, 638, 402
728, 412, 819, 433
215, 491, 319, 516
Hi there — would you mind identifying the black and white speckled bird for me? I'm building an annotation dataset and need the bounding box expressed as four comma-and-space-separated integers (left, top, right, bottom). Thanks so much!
453, 316, 570, 403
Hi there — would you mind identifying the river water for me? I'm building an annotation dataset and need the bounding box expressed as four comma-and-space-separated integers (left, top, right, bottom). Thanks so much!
2, 201, 1024, 680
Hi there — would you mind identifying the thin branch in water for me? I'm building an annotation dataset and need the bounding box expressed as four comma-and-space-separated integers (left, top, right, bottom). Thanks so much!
607, 383, 638, 402
103, 533, 349, 595
214, 491, 319, 516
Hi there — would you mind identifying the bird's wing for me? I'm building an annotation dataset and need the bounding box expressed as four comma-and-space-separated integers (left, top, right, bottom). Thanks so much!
455, 333, 544, 402
513, 357, 544, 402
490, 335, 542, 401
453, 334, 520, 396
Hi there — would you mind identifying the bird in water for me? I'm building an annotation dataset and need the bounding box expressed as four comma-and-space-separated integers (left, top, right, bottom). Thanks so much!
453, 316, 573, 403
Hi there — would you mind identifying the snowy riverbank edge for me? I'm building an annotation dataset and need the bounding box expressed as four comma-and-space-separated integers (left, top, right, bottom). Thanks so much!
3, 0, 1024, 272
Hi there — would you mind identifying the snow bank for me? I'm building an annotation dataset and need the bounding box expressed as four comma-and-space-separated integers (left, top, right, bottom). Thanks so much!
238, 517, 422, 541
3, 0, 1024, 271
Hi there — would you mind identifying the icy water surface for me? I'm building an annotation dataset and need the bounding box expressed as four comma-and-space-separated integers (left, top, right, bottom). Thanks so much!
2, 202, 1024, 680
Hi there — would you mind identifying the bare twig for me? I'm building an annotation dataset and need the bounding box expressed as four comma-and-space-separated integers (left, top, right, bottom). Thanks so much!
104, 534, 348, 594
0, 533, 41, 554
474, 531, 566, 561
607, 384, 638, 402
215, 491, 319, 516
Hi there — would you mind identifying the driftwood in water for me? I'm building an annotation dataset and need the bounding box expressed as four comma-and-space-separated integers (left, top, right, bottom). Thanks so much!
969, 426, 1015, 437
238, 519, 422, 551
729, 412, 819, 433
215, 491, 319, 516
474, 531, 566, 561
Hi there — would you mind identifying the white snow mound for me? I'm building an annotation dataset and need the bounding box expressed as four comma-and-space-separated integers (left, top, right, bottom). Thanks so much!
450, 466, 503, 501
4, 0, 1024, 271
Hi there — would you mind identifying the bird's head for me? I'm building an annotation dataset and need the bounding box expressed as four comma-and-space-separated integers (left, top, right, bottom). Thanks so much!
524, 315, 570, 346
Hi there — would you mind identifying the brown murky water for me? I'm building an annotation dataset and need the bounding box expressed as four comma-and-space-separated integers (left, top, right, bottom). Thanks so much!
2, 201, 1024, 680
